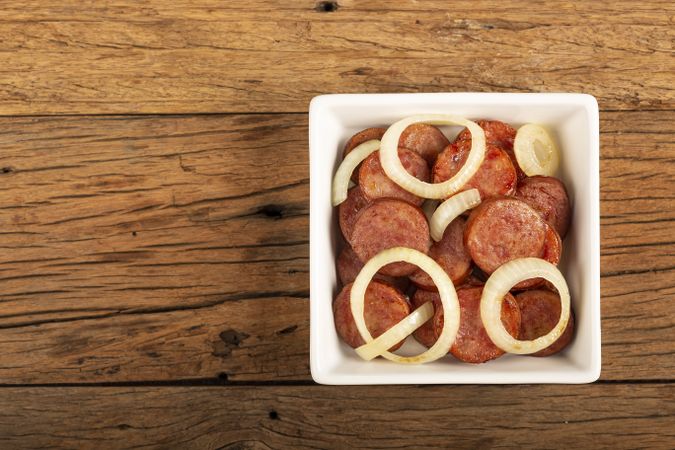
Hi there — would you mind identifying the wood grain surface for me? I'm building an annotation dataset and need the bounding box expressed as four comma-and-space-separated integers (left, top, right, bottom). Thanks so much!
0, 1, 673, 114
0, 385, 673, 449
0, 0, 673, 448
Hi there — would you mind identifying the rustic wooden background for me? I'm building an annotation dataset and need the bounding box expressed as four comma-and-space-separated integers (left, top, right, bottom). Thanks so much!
0, 1, 673, 448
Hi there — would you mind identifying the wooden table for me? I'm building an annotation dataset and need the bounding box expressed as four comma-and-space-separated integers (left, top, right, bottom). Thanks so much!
0, 1, 673, 448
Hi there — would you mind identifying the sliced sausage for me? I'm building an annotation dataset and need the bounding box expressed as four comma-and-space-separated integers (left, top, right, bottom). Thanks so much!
398, 123, 450, 165
515, 289, 575, 356
516, 175, 571, 238
456, 119, 516, 150
343, 127, 386, 182
333, 281, 411, 350
433, 286, 521, 363
455, 119, 524, 180
337, 246, 367, 286
465, 197, 549, 289
542, 224, 562, 266
351, 198, 431, 276
359, 147, 430, 206
433, 141, 517, 200
337, 246, 409, 291
515, 224, 563, 290
410, 289, 441, 348
338, 186, 370, 245
409, 217, 472, 291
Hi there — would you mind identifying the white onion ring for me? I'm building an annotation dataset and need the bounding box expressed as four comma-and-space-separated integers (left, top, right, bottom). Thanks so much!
480, 258, 570, 354
355, 301, 434, 361
429, 189, 481, 242
514, 124, 560, 176
331, 139, 380, 206
380, 115, 486, 199
350, 247, 460, 364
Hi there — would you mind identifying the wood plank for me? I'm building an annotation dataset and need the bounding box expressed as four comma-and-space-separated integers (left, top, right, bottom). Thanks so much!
598, 111, 675, 377
600, 110, 675, 275
0, 114, 310, 315
0, 0, 673, 114
0, 296, 310, 383
0, 114, 313, 383
0, 384, 672, 449
0, 111, 672, 383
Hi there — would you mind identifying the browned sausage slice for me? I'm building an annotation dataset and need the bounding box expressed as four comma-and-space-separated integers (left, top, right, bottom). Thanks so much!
410, 289, 441, 348
514, 223, 563, 290
351, 198, 431, 276
359, 147, 430, 206
333, 281, 411, 350
514, 289, 575, 356
528, 224, 564, 289
542, 224, 562, 266
456, 119, 516, 151
343, 127, 387, 182
337, 246, 409, 291
337, 246, 366, 286
455, 119, 524, 180
409, 217, 472, 290
433, 141, 517, 200
338, 186, 370, 245
433, 286, 521, 363
465, 197, 547, 275
516, 175, 571, 238
398, 123, 450, 165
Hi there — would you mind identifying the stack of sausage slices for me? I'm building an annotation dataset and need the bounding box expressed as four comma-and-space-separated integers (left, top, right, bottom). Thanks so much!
332, 118, 574, 364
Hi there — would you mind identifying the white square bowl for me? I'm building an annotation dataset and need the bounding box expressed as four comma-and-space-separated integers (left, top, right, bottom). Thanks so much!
309, 93, 600, 384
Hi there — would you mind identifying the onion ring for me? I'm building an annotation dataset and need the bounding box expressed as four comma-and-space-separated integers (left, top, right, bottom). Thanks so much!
429, 188, 481, 242
355, 301, 434, 361
350, 247, 460, 364
331, 139, 380, 206
514, 124, 560, 176
480, 257, 570, 354
380, 115, 486, 199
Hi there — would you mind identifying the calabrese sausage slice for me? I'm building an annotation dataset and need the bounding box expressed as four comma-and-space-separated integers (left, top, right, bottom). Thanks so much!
455, 119, 524, 180
351, 198, 432, 277
410, 289, 441, 348
432, 286, 521, 363
409, 217, 471, 291
542, 223, 562, 266
515, 289, 575, 356
518, 223, 563, 290
333, 281, 411, 350
343, 127, 387, 182
465, 197, 556, 289
338, 186, 370, 245
465, 197, 547, 273
515, 175, 571, 238
337, 246, 409, 291
433, 141, 517, 200
398, 123, 450, 165
359, 147, 430, 206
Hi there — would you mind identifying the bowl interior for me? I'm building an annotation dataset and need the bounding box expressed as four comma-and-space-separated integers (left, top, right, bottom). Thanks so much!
310, 93, 600, 384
